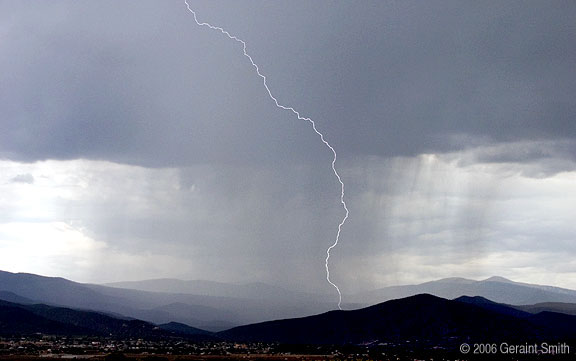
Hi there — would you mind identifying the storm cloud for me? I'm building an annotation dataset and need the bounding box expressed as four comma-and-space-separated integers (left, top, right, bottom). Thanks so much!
1, 1, 575, 293
2, 1, 575, 166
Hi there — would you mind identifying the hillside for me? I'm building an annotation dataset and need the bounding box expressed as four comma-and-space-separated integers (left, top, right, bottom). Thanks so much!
0, 270, 337, 331
0, 299, 213, 340
219, 294, 559, 345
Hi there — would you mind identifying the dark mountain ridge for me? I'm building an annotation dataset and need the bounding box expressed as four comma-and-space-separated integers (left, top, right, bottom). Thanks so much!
0, 299, 213, 340
219, 294, 576, 345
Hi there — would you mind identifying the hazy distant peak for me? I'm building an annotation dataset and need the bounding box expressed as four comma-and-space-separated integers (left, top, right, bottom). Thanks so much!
349, 274, 576, 306
431, 277, 475, 284
483, 276, 514, 283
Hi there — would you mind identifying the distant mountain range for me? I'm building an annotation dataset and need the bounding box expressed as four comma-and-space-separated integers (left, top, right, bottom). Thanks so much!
106, 279, 329, 302
107, 274, 576, 307
349, 276, 576, 305
3, 270, 576, 336
0, 270, 342, 331
4, 293, 576, 349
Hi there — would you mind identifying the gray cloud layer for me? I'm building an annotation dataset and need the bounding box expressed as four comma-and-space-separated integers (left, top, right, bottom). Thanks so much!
2, 1, 575, 167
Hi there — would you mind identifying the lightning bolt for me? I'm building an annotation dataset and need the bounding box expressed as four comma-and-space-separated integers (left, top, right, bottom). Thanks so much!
184, 0, 349, 309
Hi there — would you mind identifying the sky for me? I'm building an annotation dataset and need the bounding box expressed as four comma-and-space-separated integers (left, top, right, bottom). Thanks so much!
1, 0, 575, 295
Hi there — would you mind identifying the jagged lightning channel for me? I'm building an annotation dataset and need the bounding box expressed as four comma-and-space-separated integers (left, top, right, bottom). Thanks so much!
184, 0, 349, 309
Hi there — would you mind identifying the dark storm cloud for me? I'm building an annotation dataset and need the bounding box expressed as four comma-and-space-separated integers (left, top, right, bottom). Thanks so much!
213, 0, 576, 162
0, 0, 324, 167
1, 1, 575, 168
265, 0, 576, 159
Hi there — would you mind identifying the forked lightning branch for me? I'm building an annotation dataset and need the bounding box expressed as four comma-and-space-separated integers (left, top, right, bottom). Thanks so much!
183, 0, 349, 309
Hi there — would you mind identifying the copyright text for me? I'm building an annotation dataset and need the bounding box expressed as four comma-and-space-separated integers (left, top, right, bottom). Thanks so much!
460, 342, 570, 355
